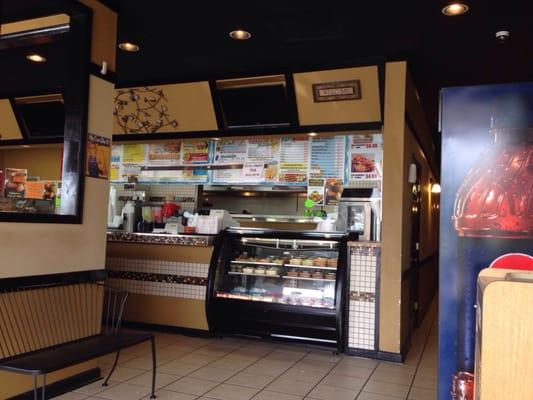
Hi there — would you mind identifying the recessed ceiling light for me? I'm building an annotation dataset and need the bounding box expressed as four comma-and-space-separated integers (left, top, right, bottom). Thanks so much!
309, 132, 318, 137
229, 30, 251, 40
442, 2, 469, 16
118, 42, 140, 52
26, 54, 46, 63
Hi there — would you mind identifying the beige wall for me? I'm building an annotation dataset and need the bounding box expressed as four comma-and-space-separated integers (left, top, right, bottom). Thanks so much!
79, 0, 118, 72
0, 99, 23, 140
380, 61, 407, 353
294, 66, 381, 126
113, 82, 218, 134
0, 146, 63, 180
0, 76, 113, 278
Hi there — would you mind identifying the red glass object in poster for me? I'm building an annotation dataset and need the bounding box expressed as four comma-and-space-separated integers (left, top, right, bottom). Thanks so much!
489, 253, 533, 270
452, 372, 475, 400
454, 126, 533, 239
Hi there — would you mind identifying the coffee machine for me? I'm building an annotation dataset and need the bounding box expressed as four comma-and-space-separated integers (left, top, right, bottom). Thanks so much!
337, 188, 381, 241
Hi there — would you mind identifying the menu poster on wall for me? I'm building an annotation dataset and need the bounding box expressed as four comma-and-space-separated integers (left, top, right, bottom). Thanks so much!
279, 136, 309, 184
309, 136, 346, 179
86, 133, 111, 179
243, 163, 265, 182
119, 163, 141, 181
348, 135, 383, 181
4, 168, 27, 198
122, 143, 145, 163
325, 178, 344, 205
214, 139, 247, 164
307, 178, 325, 205
24, 181, 58, 200
182, 140, 210, 164
247, 138, 280, 161
146, 141, 181, 165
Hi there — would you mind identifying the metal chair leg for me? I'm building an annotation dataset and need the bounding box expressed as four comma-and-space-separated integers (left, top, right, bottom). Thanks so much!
102, 350, 120, 386
33, 375, 38, 400
42, 374, 46, 400
150, 337, 157, 399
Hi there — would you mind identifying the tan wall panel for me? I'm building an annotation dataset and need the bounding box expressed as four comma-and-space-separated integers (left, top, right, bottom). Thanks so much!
0, 99, 23, 140
294, 66, 381, 126
123, 293, 208, 331
0, 76, 113, 278
0, 146, 62, 180
107, 242, 214, 264
113, 82, 218, 134
0, 14, 69, 35
79, 0, 117, 72
478, 277, 533, 399
379, 61, 407, 353
0, 360, 97, 399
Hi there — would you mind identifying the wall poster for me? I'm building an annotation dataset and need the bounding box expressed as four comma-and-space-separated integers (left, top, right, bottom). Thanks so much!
439, 82, 533, 399
347, 134, 382, 183
85, 133, 111, 179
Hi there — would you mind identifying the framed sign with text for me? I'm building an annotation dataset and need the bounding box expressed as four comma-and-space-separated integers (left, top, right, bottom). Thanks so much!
312, 80, 361, 102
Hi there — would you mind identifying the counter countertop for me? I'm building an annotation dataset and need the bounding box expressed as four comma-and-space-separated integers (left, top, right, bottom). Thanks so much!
106, 231, 216, 247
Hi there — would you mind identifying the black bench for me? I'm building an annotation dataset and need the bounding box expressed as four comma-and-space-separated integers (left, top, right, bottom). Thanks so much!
0, 282, 156, 400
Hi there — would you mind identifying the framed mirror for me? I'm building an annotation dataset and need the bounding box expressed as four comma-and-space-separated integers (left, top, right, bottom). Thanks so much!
0, 0, 91, 223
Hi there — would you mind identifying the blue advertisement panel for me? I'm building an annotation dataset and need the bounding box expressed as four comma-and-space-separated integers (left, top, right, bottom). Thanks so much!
439, 82, 533, 399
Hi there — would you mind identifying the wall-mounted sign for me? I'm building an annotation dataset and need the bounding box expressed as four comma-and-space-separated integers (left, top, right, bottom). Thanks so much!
312, 80, 361, 102
86, 133, 111, 179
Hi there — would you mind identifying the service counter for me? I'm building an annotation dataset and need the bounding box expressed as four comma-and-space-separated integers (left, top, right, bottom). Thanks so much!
106, 231, 216, 332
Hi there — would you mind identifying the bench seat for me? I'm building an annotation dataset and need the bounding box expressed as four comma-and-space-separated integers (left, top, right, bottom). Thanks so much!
0, 331, 153, 375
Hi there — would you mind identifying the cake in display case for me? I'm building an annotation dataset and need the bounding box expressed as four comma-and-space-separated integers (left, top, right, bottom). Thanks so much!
206, 228, 352, 348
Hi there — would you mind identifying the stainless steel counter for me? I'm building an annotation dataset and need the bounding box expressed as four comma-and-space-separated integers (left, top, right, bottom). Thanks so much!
231, 214, 316, 223
106, 231, 216, 246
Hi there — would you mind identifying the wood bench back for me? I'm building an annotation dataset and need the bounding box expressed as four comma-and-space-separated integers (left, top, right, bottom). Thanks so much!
0, 283, 104, 360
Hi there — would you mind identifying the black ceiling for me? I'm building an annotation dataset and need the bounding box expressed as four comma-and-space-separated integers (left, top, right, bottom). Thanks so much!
114, 0, 533, 142
2, 0, 532, 148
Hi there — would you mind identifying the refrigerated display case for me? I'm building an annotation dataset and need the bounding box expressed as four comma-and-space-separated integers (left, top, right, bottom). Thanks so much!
206, 228, 352, 349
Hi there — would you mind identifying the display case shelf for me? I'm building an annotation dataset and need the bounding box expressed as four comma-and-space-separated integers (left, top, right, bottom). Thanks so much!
231, 260, 284, 267
285, 264, 337, 271
283, 276, 336, 282
228, 271, 281, 278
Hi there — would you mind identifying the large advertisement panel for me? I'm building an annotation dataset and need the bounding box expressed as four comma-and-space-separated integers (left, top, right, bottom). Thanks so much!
439, 82, 533, 399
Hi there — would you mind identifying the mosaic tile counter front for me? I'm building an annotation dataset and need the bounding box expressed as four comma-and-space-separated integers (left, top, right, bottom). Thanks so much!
106, 257, 209, 300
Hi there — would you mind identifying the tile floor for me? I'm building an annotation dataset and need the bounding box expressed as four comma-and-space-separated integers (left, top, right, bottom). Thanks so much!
53, 301, 437, 400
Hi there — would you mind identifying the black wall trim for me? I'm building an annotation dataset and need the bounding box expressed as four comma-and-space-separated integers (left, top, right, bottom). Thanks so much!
402, 252, 439, 280
112, 121, 383, 142
0, 269, 108, 290
405, 112, 438, 179
94, 0, 119, 12
115, 56, 388, 89
345, 348, 404, 363
8, 368, 101, 400
90, 62, 118, 84
122, 321, 213, 338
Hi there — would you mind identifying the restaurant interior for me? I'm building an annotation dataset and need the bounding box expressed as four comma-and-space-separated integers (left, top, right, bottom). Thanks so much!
0, 1, 531, 400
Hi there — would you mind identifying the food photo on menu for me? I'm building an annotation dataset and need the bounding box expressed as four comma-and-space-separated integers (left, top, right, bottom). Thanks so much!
4, 168, 27, 198
351, 153, 375, 173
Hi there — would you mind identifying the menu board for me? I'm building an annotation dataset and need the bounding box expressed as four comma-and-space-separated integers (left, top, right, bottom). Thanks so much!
4, 168, 27, 198
347, 134, 383, 183
146, 141, 181, 165
212, 138, 280, 184
278, 136, 309, 184
109, 133, 383, 188
182, 140, 210, 164
309, 136, 345, 179
214, 139, 247, 164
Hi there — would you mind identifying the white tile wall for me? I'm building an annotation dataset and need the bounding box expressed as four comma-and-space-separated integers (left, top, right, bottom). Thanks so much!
347, 244, 379, 351
106, 257, 209, 278
106, 257, 209, 300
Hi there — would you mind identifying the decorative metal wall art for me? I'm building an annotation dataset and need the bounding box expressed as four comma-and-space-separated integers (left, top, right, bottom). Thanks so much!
114, 87, 178, 133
